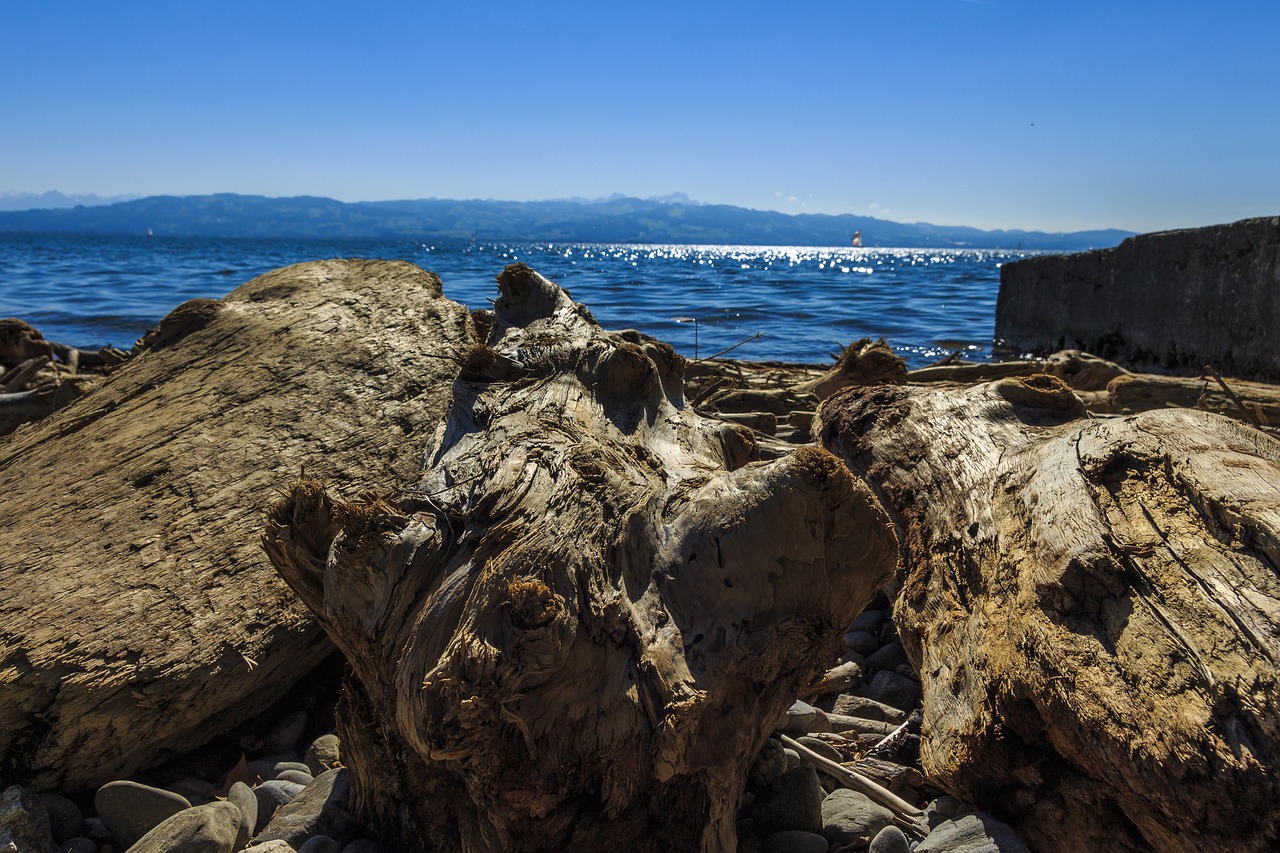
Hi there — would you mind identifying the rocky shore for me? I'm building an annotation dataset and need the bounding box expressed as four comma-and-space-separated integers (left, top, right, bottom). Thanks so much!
3, 256, 1279, 852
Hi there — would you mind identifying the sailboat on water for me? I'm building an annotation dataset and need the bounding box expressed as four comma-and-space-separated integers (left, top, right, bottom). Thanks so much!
850, 230, 862, 247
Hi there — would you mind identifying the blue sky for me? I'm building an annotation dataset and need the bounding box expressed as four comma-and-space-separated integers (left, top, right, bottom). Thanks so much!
3, 1, 1277, 233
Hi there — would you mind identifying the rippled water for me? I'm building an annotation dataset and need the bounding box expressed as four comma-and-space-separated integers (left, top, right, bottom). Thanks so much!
0, 233, 1041, 367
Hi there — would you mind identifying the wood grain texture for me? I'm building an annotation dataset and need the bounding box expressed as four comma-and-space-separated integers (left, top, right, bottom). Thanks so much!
819, 375, 1280, 852
265, 263, 899, 853
0, 259, 472, 790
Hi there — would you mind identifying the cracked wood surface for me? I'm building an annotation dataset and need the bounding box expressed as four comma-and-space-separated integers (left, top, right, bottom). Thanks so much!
264, 264, 899, 853
0, 259, 472, 790
818, 375, 1280, 853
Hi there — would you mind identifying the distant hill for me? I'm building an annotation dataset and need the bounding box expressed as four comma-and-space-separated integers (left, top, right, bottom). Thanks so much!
0, 193, 1133, 250
0, 190, 141, 211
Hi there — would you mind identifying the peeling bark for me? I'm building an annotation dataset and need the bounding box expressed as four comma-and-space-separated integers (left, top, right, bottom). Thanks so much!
819, 375, 1280, 852
264, 264, 899, 853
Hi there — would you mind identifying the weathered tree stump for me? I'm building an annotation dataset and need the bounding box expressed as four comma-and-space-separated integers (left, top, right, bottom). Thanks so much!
0, 260, 471, 790
818, 375, 1280, 852
264, 264, 898, 853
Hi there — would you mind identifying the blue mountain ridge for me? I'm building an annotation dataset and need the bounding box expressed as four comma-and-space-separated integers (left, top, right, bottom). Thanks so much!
0, 193, 1133, 250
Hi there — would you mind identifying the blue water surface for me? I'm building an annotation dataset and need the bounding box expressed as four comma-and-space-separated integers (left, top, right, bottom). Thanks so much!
0, 233, 1041, 368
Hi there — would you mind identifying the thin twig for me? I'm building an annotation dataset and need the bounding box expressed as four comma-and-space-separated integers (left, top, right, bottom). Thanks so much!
692, 332, 765, 365
1204, 364, 1262, 428
779, 734, 926, 830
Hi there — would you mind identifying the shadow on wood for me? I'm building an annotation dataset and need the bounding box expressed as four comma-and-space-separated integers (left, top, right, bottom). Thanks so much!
265, 263, 899, 853
819, 375, 1280, 852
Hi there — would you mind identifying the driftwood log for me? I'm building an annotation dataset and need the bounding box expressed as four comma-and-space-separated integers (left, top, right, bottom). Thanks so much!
264, 264, 899, 853
818, 376, 1280, 852
0, 259, 471, 790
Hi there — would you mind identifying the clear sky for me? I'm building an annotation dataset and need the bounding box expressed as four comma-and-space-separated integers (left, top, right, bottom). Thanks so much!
3, 1, 1277, 233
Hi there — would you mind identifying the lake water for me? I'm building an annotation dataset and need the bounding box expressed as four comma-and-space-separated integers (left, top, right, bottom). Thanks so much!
0, 233, 1041, 367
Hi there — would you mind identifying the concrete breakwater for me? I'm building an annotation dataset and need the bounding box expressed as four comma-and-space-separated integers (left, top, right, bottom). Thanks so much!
996, 216, 1280, 382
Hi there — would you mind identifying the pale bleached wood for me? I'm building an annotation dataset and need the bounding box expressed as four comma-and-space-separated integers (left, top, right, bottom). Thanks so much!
819, 375, 1280, 853
0, 259, 472, 790
264, 263, 899, 853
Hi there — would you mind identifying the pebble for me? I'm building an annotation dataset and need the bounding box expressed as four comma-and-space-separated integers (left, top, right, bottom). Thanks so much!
79, 818, 112, 844
129, 800, 242, 853
828, 694, 907, 724
58, 840, 96, 853
225, 782, 257, 851
38, 792, 81, 844
916, 812, 1031, 853
94, 780, 191, 849
251, 781, 305, 835
252, 769, 360, 849
296, 835, 342, 853
794, 737, 843, 763
779, 700, 821, 736
748, 739, 788, 789
849, 608, 885, 635
243, 842, 293, 853
0, 785, 56, 853
781, 748, 801, 772
865, 641, 910, 673
276, 770, 315, 787
749, 765, 823, 835
270, 762, 313, 780
303, 735, 341, 778
855, 670, 922, 712
924, 794, 968, 828
844, 630, 881, 656
764, 830, 829, 853
820, 788, 895, 847
868, 824, 913, 853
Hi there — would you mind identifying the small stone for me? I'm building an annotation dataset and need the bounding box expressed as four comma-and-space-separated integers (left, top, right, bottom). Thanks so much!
820, 788, 895, 846
225, 782, 256, 852
843, 630, 881, 657
265, 711, 308, 755
750, 765, 823, 835
869, 824, 912, 853
782, 748, 800, 772
303, 735, 341, 778
925, 794, 965, 826
79, 818, 111, 844
764, 830, 828, 853
855, 670, 921, 712
94, 781, 191, 849
270, 762, 312, 780
129, 801, 241, 853
252, 770, 359, 849
795, 736, 843, 763
828, 694, 907, 723
916, 813, 1031, 853
58, 840, 95, 853
748, 739, 788, 789
780, 700, 818, 735
296, 835, 341, 853
38, 793, 81, 845
340, 839, 395, 853
243, 843, 293, 853
250, 782, 304, 835
0, 785, 56, 853
849, 609, 885, 634
865, 642, 909, 673
275, 770, 314, 787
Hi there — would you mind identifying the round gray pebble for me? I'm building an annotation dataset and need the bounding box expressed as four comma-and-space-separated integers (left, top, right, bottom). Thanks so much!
276, 769, 315, 786
39, 791, 82, 844
869, 824, 912, 853
297, 835, 342, 853
252, 780, 306, 834
304, 734, 341, 777
94, 780, 191, 849
765, 830, 829, 853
